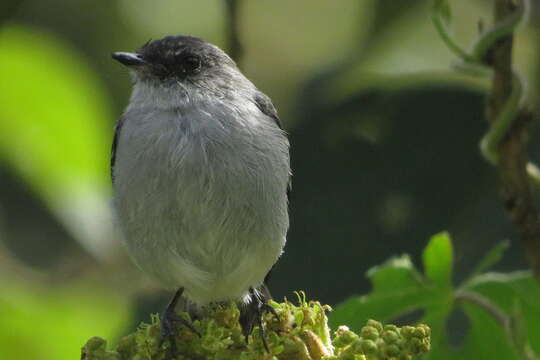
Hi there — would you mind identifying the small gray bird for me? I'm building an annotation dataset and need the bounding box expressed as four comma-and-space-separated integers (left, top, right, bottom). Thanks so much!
111, 35, 290, 350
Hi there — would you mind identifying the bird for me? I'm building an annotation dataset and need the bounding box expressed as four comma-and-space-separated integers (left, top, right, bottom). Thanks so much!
111, 35, 291, 352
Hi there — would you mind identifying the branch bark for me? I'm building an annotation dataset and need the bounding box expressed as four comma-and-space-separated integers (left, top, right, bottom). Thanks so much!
486, 0, 540, 279
224, 0, 243, 66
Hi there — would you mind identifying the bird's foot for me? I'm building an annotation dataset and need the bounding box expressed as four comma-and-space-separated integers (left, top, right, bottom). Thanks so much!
239, 287, 280, 352
159, 288, 201, 358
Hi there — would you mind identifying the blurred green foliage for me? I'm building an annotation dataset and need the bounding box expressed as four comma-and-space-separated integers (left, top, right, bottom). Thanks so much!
0, 25, 114, 258
0, 279, 129, 360
0, 26, 110, 194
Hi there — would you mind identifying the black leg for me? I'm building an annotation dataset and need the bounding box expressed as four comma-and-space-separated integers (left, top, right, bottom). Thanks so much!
238, 286, 279, 352
160, 288, 201, 357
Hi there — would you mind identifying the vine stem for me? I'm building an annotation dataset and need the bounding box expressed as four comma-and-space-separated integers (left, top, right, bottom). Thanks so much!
455, 291, 510, 333
480, 72, 523, 164
470, 1, 525, 62
431, 7, 473, 62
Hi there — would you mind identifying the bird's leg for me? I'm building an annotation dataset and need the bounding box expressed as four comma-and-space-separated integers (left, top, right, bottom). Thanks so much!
159, 288, 201, 356
239, 286, 279, 352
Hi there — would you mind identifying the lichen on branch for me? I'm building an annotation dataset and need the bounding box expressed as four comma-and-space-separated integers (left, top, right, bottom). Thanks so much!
81, 293, 430, 360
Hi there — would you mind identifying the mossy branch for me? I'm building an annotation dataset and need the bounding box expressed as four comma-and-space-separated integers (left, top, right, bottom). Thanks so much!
81, 294, 430, 360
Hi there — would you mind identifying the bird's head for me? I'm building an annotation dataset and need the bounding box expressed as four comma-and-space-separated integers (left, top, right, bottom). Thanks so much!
113, 35, 251, 105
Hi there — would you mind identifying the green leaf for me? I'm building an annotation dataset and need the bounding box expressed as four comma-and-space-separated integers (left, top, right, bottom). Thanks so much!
456, 301, 521, 359
328, 252, 455, 336
367, 255, 424, 294
331, 232, 540, 360
423, 231, 453, 288
331, 235, 456, 359
469, 240, 510, 278
439, 271, 540, 359
330, 255, 431, 331
510, 300, 539, 360
462, 272, 540, 356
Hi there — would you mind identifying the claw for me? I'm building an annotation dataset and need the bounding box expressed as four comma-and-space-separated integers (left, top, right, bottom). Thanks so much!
159, 288, 201, 358
239, 286, 280, 353
262, 303, 280, 322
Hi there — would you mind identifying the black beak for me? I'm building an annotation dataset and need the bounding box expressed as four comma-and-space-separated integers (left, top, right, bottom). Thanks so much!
112, 52, 146, 66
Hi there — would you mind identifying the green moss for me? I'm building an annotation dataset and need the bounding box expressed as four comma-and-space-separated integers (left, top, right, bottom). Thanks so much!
81, 293, 430, 360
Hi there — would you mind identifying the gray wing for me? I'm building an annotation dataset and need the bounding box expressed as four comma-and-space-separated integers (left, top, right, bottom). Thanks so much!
252, 91, 291, 200
253, 91, 289, 290
253, 91, 282, 129
110, 115, 126, 184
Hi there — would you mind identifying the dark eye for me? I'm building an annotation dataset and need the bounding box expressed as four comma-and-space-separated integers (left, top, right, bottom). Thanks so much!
182, 55, 201, 74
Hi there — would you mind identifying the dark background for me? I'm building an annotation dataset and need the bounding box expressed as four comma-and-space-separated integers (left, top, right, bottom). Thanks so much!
1, 1, 539, 359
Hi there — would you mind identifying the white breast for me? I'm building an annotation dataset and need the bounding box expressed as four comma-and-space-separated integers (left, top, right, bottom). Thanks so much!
113, 95, 290, 305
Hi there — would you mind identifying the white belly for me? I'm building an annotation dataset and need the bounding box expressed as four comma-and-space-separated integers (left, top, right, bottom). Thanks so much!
113, 105, 289, 304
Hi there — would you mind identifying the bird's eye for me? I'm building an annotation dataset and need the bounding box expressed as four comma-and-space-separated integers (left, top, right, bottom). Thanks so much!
182, 55, 201, 74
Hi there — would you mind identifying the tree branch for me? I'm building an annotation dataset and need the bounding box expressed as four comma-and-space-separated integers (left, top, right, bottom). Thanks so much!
224, 0, 243, 66
486, 0, 540, 279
